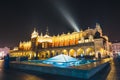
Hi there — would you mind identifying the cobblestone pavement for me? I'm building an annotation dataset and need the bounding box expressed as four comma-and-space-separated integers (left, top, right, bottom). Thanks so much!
89, 58, 120, 80
106, 58, 120, 80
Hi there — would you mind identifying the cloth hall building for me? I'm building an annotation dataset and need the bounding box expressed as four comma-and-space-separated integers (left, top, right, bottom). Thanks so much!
10, 23, 112, 59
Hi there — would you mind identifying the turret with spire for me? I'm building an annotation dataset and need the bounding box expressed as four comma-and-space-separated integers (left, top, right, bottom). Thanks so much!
44, 27, 50, 38
31, 28, 39, 39
95, 23, 102, 36
46, 27, 49, 35
31, 28, 39, 51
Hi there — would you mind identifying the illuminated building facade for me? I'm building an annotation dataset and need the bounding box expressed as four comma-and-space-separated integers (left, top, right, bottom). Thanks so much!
10, 23, 111, 59
111, 42, 120, 56
0, 47, 10, 59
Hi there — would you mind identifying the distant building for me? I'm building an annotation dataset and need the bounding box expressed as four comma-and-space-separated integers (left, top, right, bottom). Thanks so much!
111, 42, 120, 56
10, 23, 111, 59
0, 47, 10, 59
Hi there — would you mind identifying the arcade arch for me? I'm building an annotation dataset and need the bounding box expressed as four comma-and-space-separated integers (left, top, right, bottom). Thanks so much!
51, 50, 56, 57
62, 49, 68, 55
46, 50, 50, 58
39, 51, 46, 59
69, 49, 76, 57
77, 48, 84, 56
86, 47, 94, 55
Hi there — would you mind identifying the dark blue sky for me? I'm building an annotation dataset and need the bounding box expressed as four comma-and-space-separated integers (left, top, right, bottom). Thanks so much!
0, 0, 120, 48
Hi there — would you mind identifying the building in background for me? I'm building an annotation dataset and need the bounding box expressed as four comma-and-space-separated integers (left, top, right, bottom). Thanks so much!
111, 42, 120, 57
0, 47, 10, 59
10, 23, 112, 59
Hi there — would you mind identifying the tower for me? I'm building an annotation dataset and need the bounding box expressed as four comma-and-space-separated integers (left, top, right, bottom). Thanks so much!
46, 27, 49, 35
31, 28, 39, 50
95, 23, 103, 36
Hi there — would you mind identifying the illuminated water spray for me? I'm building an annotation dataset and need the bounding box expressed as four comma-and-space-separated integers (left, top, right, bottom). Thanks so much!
55, 2, 80, 32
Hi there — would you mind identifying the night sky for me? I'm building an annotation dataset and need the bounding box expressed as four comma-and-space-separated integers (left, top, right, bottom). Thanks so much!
0, 0, 120, 48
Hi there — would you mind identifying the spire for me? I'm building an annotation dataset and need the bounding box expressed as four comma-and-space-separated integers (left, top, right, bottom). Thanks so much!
31, 28, 38, 39
32, 28, 37, 34
57, 34, 59, 37
67, 32, 70, 35
34, 28, 36, 32
96, 23, 101, 30
80, 29, 83, 32
95, 23, 102, 36
88, 27, 90, 29
40, 32, 43, 37
46, 27, 49, 35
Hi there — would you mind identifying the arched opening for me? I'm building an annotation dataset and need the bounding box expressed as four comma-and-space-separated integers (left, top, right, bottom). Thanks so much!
56, 50, 61, 55
99, 48, 106, 58
29, 52, 35, 59
22, 52, 25, 56
77, 48, 84, 56
46, 50, 50, 58
40, 51, 46, 59
62, 49, 68, 55
69, 49, 76, 57
51, 50, 56, 57
27, 51, 31, 57
86, 47, 95, 55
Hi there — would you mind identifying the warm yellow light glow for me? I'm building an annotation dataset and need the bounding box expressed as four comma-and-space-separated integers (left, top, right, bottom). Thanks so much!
12, 26, 112, 59
69, 49, 76, 57
77, 48, 84, 56
31, 29, 38, 39
19, 41, 31, 50
62, 49, 68, 55
86, 48, 94, 55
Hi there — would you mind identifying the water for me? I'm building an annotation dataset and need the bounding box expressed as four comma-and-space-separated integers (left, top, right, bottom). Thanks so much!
0, 60, 111, 80
23, 54, 96, 67
24, 59, 95, 68
0, 60, 82, 80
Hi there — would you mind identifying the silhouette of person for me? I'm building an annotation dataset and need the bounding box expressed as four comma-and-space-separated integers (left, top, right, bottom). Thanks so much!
4, 54, 10, 69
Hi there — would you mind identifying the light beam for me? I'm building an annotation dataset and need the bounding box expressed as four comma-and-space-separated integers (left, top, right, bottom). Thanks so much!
54, 1, 80, 32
